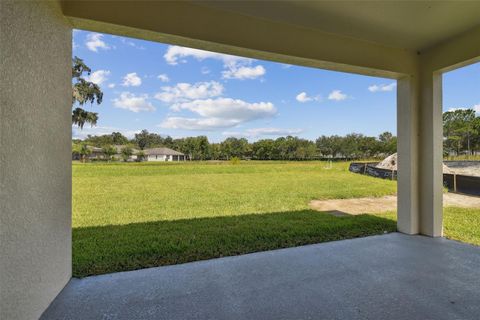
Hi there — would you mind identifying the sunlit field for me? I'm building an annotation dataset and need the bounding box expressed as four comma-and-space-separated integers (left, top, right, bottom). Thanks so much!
73, 161, 479, 277
73, 161, 397, 227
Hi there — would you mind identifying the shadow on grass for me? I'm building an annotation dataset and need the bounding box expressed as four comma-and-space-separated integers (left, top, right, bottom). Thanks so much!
73, 210, 396, 277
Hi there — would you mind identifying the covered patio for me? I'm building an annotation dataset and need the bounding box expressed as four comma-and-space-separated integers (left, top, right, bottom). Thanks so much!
1, 1, 479, 319
42, 234, 480, 320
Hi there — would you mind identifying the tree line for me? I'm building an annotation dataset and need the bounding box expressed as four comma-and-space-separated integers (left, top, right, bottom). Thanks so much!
73, 130, 398, 161
74, 107, 480, 161
443, 109, 480, 156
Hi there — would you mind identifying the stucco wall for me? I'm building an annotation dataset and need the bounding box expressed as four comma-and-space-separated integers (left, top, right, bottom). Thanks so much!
0, 1, 72, 319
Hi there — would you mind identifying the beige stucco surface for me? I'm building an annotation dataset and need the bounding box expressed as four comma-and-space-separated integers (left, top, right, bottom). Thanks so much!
0, 1, 72, 319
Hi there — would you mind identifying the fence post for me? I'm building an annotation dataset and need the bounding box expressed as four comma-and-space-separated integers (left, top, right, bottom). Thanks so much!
453, 173, 457, 192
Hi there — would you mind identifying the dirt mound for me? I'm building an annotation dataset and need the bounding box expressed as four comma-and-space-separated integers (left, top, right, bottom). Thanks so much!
376, 153, 454, 174
376, 153, 397, 170
442, 164, 454, 174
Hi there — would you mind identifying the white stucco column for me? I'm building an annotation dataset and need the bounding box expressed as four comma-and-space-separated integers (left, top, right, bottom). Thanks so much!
397, 75, 420, 234
397, 24, 480, 237
413, 24, 480, 237
418, 69, 444, 237
397, 66, 443, 237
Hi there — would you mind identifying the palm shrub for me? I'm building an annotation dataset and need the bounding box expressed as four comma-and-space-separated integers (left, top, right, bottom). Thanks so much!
72, 143, 91, 163
230, 156, 241, 165
102, 145, 116, 162
121, 146, 133, 162
136, 150, 146, 162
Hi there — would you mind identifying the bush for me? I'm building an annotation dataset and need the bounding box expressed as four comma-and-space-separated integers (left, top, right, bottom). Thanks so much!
230, 156, 240, 165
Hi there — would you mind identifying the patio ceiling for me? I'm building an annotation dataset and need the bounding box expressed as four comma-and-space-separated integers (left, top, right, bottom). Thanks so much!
198, 1, 480, 51
61, 1, 480, 77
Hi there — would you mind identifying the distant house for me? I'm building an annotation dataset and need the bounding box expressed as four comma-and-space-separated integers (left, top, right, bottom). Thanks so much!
145, 147, 186, 161
88, 146, 104, 160
72, 146, 104, 161
112, 145, 140, 161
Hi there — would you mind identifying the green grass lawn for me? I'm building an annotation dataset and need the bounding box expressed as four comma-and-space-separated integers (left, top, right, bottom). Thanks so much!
73, 161, 479, 277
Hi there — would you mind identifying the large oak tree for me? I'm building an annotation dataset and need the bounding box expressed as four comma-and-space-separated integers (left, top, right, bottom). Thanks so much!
72, 56, 103, 128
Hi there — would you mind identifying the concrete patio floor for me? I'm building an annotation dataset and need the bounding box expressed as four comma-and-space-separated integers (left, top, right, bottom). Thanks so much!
41, 233, 480, 320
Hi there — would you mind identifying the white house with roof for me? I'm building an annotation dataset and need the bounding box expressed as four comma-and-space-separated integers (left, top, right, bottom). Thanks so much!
113, 145, 140, 161
145, 147, 186, 161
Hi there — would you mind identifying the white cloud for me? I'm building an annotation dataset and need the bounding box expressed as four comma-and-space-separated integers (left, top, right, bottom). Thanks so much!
328, 90, 347, 101
448, 103, 480, 114
164, 45, 265, 81
224, 127, 303, 138
85, 70, 110, 85
164, 46, 251, 66
72, 126, 140, 139
154, 75, 276, 131
85, 33, 110, 52
72, 30, 80, 50
447, 107, 465, 112
112, 92, 155, 112
120, 38, 145, 50
248, 128, 303, 136
157, 74, 170, 82
107, 83, 115, 89
122, 72, 142, 87
295, 92, 322, 103
160, 117, 241, 130
201, 67, 211, 75
296, 92, 312, 102
368, 82, 396, 92
222, 65, 266, 80
155, 81, 224, 103
160, 98, 276, 131
170, 98, 276, 121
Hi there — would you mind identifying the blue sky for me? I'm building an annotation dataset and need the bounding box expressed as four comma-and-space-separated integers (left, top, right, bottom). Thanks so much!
72, 30, 479, 142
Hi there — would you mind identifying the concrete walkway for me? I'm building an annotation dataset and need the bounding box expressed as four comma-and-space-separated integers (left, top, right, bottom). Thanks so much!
41, 233, 480, 320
